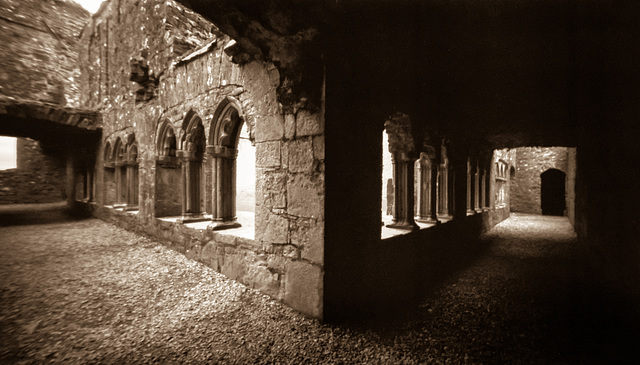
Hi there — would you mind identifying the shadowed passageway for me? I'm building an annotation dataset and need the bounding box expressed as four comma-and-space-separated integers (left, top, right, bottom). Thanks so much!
0, 213, 637, 363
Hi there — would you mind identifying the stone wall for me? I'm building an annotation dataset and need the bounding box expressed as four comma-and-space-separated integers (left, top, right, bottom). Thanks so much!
510, 147, 568, 214
566, 148, 576, 226
80, 0, 325, 319
0, 138, 66, 204
0, 0, 88, 107
492, 148, 516, 211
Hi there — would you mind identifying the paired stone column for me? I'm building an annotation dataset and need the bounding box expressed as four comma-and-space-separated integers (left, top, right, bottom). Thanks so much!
177, 150, 207, 223
416, 156, 430, 221
466, 159, 473, 214
480, 167, 487, 209
429, 152, 439, 223
474, 162, 481, 212
207, 145, 241, 230
125, 162, 138, 210
416, 154, 438, 223
387, 152, 419, 230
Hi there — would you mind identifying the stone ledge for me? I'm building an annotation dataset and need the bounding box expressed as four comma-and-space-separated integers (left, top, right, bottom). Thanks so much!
0, 96, 101, 130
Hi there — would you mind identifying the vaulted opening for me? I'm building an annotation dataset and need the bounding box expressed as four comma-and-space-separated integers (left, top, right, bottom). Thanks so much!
541, 168, 566, 216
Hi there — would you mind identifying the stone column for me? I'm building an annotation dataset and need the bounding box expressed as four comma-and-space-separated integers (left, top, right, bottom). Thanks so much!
87, 168, 95, 202
387, 152, 419, 230
474, 163, 480, 212
447, 162, 455, 216
126, 163, 134, 209
207, 145, 241, 230
467, 159, 474, 214
480, 167, 487, 209
177, 150, 207, 223
430, 149, 440, 222
416, 156, 431, 222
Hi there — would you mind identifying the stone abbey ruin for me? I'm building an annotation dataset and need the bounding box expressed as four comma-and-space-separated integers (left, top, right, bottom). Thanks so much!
1, 0, 638, 321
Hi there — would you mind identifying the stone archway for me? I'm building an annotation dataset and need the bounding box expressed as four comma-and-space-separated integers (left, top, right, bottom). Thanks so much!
541, 168, 566, 216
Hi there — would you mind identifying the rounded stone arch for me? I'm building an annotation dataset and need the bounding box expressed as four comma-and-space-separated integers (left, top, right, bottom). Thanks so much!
209, 96, 250, 148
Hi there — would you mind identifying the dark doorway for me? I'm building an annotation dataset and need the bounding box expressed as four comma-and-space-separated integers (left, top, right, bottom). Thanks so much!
541, 169, 566, 216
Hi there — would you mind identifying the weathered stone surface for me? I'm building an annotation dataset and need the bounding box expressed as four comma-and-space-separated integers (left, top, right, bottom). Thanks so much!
244, 262, 281, 298
284, 113, 296, 139
510, 147, 569, 214
284, 260, 323, 318
255, 115, 284, 142
255, 207, 289, 243
313, 135, 325, 161
287, 173, 324, 219
256, 170, 287, 209
295, 110, 322, 137
0, 138, 67, 205
288, 138, 314, 173
0, 0, 89, 107
292, 224, 324, 264
255, 141, 281, 168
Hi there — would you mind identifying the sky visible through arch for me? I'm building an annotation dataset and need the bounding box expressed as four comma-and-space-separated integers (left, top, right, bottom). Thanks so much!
0, 137, 17, 170
72, 0, 106, 14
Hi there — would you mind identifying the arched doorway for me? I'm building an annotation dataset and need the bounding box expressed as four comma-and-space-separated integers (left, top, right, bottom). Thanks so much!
541, 169, 566, 216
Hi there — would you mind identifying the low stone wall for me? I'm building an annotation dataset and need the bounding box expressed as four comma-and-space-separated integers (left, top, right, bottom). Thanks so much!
371, 209, 507, 315
94, 205, 299, 311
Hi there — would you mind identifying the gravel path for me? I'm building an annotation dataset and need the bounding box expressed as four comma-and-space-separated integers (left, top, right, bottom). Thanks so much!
1, 214, 637, 364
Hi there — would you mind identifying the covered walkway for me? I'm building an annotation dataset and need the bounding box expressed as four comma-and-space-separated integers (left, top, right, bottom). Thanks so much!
0, 213, 637, 363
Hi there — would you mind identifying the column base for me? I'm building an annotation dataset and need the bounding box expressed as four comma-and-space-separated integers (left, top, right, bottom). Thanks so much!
177, 213, 209, 224
416, 216, 439, 224
386, 220, 419, 231
208, 219, 242, 231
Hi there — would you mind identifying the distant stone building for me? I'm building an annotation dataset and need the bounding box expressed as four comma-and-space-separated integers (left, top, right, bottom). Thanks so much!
510, 147, 577, 218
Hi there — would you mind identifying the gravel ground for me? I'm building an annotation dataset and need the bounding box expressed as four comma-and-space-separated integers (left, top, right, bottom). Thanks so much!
1, 214, 638, 364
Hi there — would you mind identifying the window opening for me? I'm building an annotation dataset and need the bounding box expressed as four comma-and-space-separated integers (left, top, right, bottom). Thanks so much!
178, 112, 207, 223
0, 136, 17, 170
207, 101, 246, 230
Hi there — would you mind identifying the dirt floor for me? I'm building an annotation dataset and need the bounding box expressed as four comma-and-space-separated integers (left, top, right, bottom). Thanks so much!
1, 213, 638, 364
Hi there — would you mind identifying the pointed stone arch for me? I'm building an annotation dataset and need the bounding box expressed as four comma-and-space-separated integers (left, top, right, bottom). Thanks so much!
122, 135, 139, 210
156, 118, 178, 166
113, 137, 127, 206
155, 118, 181, 217
205, 97, 247, 230
177, 111, 207, 222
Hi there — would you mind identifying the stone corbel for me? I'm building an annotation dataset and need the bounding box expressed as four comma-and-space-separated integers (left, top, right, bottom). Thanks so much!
130, 54, 158, 102
157, 155, 179, 168
177, 150, 203, 162
206, 145, 237, 160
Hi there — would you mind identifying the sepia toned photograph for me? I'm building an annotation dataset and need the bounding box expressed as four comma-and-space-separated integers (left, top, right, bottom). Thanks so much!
1, 0, 638, 363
